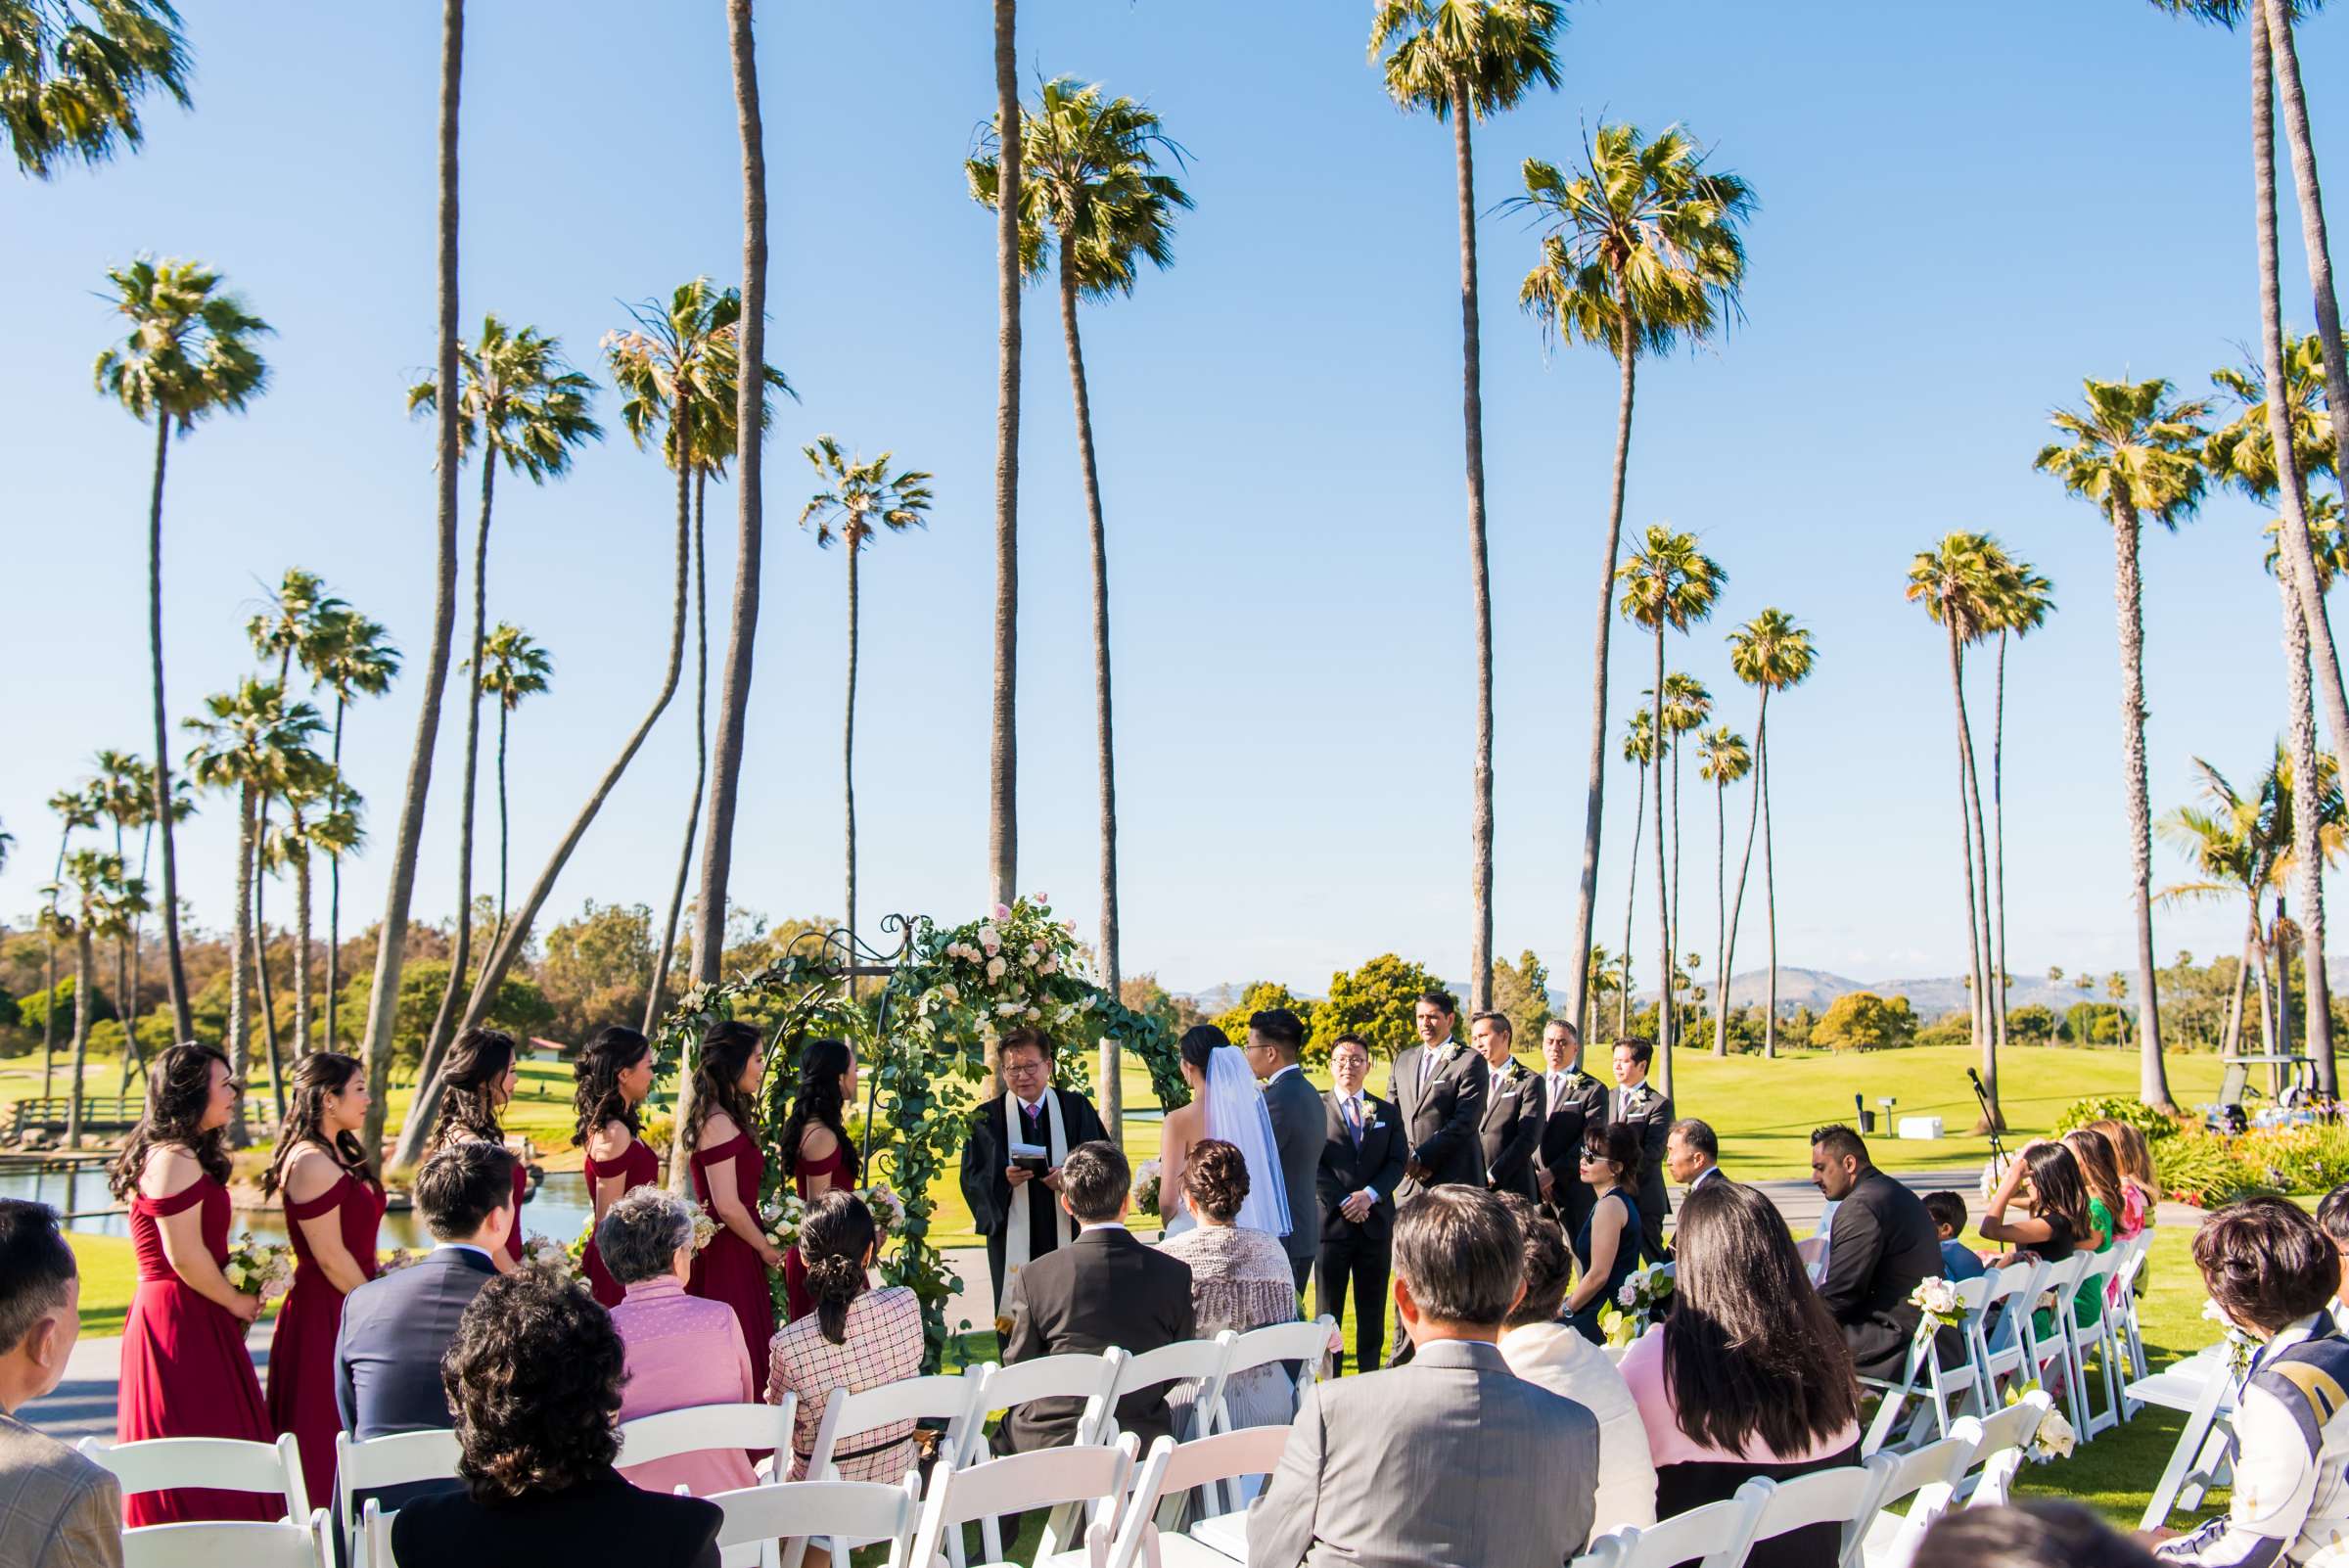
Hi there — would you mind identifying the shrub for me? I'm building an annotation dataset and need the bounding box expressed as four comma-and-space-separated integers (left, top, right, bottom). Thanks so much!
2154, 1130, 2278, 1208
2007, 1004, 2056, 1044
1814, 992, 1917, 1051
2237, 1126, 2349, 1195
2054, 1095, 2182, 1142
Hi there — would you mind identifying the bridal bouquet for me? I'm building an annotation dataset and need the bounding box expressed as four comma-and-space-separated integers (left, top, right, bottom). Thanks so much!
1600, 1262, 1674, 1347
1131, 1160, 1163, 1217
523, 1233, 585, 1287
859, 1184, 908, 1234
222, 1233, 295, 1300
760, 1193, 807, 1252
1909, 1275, 1966, 1331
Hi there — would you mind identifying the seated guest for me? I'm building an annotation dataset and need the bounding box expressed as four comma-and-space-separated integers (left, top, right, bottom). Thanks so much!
1924, 1191, 1985, 1282
1980, 1140, 2098, 1344
1561, 1122, 1642, 1345
1809, 1125, 1947, 1380
2154, 1198, 2349, 1566
2088, 1118, 2161, 1236
1918, 1501, 2159, 1568
1249, 1187, 1598, 1568
2318, 1184, 2349, 1332
768, 1191, 924, 1482
0, 1200, 121, 1568
335, 1137, 518, 1518
1159, 1138, 1303, 1430
1493, 1192, 1657, 1531
392, 1270, 721, 1568
1618, 1180, 1861, 1568
1664, 1118, 1724, 1195
602, 1188, 758, 1498
999, 1141, 1195, 1453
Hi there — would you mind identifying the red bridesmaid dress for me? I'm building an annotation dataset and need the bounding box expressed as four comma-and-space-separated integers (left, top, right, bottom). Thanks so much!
781, 1143, 851, 1323
505, 1154, 528, 1264
687, 1131, 775, 1398
267, 1170, 385, 1506
581, 1135, 660, 1308
118, 1175, 277, 1525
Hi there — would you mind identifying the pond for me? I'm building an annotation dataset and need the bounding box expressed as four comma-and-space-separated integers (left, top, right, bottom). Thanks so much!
0, 1167, 598, 1251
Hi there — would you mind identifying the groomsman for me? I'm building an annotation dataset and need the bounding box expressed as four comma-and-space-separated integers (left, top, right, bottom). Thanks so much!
1388, 990, 1490, 1197
1472, 1012, 1544, 1201
960, 1029, 1109, 1305
1608, 1038, 1674, 1263
1533, 1019, 1607, 1238
1248, 1006, 1324, 1293
1315, 1034, 1405, 1375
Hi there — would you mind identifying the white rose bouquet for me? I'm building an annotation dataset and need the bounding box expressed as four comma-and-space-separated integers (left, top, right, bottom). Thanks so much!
760, 1193, 807, 1252
689, 1209, 720, 1253
1909, 1275, 1966, 1330
858, 1184, 908, 1234
523, 1232, 585, 1286
1598, 1261, 1674, 1347
222, 1232, 295, 1300
1131, 1160, 1163, 1217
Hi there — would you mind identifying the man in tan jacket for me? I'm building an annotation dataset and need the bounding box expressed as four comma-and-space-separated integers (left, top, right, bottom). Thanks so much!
0, 1200, 120, 1568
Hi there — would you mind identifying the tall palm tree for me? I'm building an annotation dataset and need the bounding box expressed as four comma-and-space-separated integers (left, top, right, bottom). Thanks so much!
1371, 0, 1563, 1013
800, 438, 934, 964
262, 771, 360, 1059
61, 849, 137, 1149
88, 750, 156, 1091
306, 608, 397, 1048
1508, 121, 1755, 1040
1654, 670, 1711, 975
1721, 609, 1818, 1058
359, 0, 465, 1170
1616, 525, 1724, 1088
95, 256, 272, 1043
986, 0, 1024, 917
1696, 726, 1750, 1055
1982, 556, 2053, 1089
2035, 377, 2211, 1111
2, 0, 189, 176
185, 677, 327, 1138
474, 622, 551, 941
1619, 706, 1656, 1039
406, 314, 601, 1083
968, 75, 1189, 1137
40, 785, 99, 1103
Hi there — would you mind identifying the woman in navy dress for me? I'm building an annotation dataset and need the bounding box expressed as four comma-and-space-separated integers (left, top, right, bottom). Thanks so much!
1564, 1121, 1643, 1344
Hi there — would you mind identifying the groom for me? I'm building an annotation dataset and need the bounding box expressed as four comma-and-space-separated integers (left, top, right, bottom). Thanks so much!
961, 1028, 1109, 1305
1246, 1006, 1322, 1292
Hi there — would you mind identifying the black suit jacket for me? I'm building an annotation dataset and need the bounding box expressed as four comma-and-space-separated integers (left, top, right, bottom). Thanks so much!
1388, 1042, 1490, 1196
1262, 1068, 1324, 1266
1316, 1088, 1406, 1242
1000, 1228, 1196, 1453
1608, 1082, 1675, 1232
392, 1468, 719, 1568
1534, 1068, 1607, 1199
1477, 1059, 1546, 1200
959, 1086, 1108, 1240
1819, 1168, 1949, 1381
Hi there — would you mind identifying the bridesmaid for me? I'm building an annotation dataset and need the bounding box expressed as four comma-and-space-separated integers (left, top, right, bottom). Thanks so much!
263, 1052, 384, 1508
425, 1028, 526, 1269
777, 1038, 859, 1323
108, 1043, 275, 1525
685, 1021, 783, 1396
576, 1025, 660, 1308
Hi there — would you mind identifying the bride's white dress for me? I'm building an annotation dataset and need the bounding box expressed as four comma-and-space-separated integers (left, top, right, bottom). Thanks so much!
1163, 1047, 1291, 1241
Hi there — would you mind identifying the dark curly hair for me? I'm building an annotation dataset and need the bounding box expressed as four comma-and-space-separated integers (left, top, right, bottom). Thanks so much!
571, 1026, 649, 1147
1183, 1137, 1250, 1223
263, 1052, 376, 1198
801, 1189, 878, 1347
427, 1028, 517, 1156
441, 1268, 623, 1503
779, 1038, 858, 1185
688, 1020, 761, 1152
111, 1043, 233, 1201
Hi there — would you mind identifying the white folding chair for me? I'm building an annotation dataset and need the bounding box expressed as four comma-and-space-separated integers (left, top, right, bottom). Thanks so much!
333, 1428, 462, 1568
2067, 1249, 2125, 1439
1106, 1333, 1236, 1447
361, 1498, 395, 1568
79, 1433, 310, 1523
1207, 1318, 1335, 1438
805, 1370, 986, 1482
1573, 1489, 1767, 1568
120, 1507, 331, 1568
1969, 1259, 2045, 1407
2104, 1234, 2154, 1414
1132, 1424, 1296, 1568
709, 1472, 924, 1568
910, 1433, 1139, 1568
2016, 1252, 2090, 1436
1848, 1424, 1978, 1568
1962, 1390, 2052, 1508
1861, 1274, 1992, 1455
616, 1395, 799, 1482
1742, 1460, 1894, 1568
960, 1350, 1128, 1463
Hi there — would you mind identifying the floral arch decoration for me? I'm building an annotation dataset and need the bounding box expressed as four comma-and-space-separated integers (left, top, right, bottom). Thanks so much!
651, 897, 1183, 1366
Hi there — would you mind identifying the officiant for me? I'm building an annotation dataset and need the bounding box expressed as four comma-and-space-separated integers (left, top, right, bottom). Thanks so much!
960, 1027, 1111, 1303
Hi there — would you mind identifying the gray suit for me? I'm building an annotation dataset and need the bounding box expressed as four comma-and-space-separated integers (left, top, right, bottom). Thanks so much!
0, 1410, 122, 1568
1262, 1066, 1323, 1290
1246, 1339, 1598, 1568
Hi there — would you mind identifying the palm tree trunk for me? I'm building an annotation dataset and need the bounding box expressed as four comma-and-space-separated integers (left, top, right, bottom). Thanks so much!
253, 845, 285, 1125
1652, 627, 1673, 1091
126, 818, 152, 1095
987, 0, 1023, 915
69, 920, 93, 1149
1712, 775, 1731, 1056
1446, 74, 1497, 1017
2256, 922, 2279, 1055
1991, 632, 2013, 1088
1567, 308, 1639, 1042
113, 821, 133, 1099
1762, 710, 1780, 1058
293, 838, 312, 1059
2224, 918, 2254, 1059
1621, 760, 1645, 1039
147, 414, 193, 1040
1670, 725, 1684, 988
404, 447, 692, 1172
40, 835, 64, 1105
2110, 495, 2174, 1109
2281, 553, 2338, 1090
844, 539, 860, 963
1056, 247, 1125, 1141
326, 696, 345, 1050
421, 456, 496, 1088
1947, 624, 2002, 1129
2277, 900, 2299, 1057
675, 0, 769, 1187
643, 470, 709, 1037
358, 0, 465, 1173
229, 780, 256, 1144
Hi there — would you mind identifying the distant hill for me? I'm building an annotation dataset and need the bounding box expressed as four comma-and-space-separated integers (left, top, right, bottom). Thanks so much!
1625, 967, 2114, 1019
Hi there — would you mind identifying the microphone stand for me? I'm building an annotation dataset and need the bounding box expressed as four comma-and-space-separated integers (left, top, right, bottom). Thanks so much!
1967, 1069, 2007, 1168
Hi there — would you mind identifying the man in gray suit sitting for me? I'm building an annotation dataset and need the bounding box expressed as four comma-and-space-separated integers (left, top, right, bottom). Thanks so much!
0, 1200, 119, 1568
1249, 1186, 1600, 1568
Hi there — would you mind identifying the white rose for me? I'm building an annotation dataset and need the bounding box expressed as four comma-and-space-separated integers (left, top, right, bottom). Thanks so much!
1026, 1006, 1041, 1021
996, 1000, 1025, 1017
2036, 1407, 2076, 1458
987, 956, 1006, 982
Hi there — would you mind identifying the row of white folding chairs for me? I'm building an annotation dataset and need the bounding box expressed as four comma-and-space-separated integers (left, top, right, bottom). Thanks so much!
1577, 1390, 2052, 1568
75, 1432, 312, 1526
112, 1508, 335, 1568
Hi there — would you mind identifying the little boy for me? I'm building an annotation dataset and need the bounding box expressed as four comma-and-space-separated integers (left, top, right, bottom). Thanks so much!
1924, 1189, 1986, 1281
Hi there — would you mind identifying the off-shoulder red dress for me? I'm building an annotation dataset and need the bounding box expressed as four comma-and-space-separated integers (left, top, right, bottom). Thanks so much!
781, 1144, 851, 1323
267, 1168, 385, 1505
118, 1175, 276, 1525
687, 1131, 774, 1399
582, 1135, 661, 1307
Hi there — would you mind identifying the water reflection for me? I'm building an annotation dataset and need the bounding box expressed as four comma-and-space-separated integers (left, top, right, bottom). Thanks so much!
0, 1166, 597, 1251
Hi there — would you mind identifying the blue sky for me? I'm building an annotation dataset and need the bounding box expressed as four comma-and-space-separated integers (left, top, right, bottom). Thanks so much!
1, 0, 2338, 1000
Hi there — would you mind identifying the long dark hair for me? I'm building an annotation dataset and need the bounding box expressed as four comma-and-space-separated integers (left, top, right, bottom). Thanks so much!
263, 1052, 374, 1197
111, 1043, 233, 1201
801, 1189, 878, 1346
572, 1025, 649, 1146
2021, 1142, 2091, 1255
780, 1038, 858, 1184
2063, 1129, 2126, 1227
689, 1020, 761, 1151
427, 1028, 518, 1155
1178, 1024, 1228, 1076
1662, 1180, 1860, 1456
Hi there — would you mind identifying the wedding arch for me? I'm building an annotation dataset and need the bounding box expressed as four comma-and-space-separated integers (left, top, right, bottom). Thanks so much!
650, 897, 1182, 1365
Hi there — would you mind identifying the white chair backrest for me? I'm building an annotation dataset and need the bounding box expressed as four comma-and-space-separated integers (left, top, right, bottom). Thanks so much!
1223, 1318, 1335, 1382
1112, 1332, 1235, 1400
708, 1473, 924, 1565
80, 1433, 309, 1521
2038, 1250, 2089, 1295
120, 1509, 330, 1568
910, 1437, 1137, 1568
1872, 1427, 1976, 1510
1968, 1391, 2051, 1505
966, 1350, 1127, 1457
617, 1396, 798, 1467
1574, 1490, 1765, 1568
1745, 1462, 1888, 1555
808, 1372, 984, 1480
1153, 1423, 1292, 1498
1093, 1438, 1179, 1568
1846, 1427, 1978, 1568
335, 1427, 462, 1524
362, 1498, 395, 1568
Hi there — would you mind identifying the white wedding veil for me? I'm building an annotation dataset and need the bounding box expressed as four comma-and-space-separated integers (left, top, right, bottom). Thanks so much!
1202, 1045, 1292, 1239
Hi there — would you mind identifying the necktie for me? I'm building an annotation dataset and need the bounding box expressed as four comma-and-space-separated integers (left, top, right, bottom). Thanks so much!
1345, 1096, 1362, 1147
1549, 1072, 1562, 1105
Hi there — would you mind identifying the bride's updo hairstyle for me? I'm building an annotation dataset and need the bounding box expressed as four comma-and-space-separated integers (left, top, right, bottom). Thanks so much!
799, 1189, 877, 1346
1183, 1138, 1250, 1223
1178, 1024, 1229, 1077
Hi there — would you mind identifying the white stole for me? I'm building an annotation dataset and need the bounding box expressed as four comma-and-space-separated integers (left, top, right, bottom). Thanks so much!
1001, 1088, 1073, 1283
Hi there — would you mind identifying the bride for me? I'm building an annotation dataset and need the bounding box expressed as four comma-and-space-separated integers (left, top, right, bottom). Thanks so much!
1158, 1025, 1291, 1240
